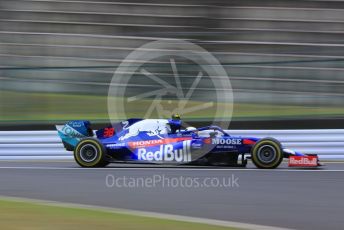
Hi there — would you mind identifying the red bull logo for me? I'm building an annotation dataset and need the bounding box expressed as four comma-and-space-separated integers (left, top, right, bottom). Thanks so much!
288, 156, 318, 167
137, 141, 192, 162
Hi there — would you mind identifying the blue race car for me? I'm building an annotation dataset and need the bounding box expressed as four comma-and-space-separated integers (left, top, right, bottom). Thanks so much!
56, 116, 321, 168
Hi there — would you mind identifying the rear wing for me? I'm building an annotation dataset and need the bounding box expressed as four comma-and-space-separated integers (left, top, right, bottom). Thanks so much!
56, 120, 93, 151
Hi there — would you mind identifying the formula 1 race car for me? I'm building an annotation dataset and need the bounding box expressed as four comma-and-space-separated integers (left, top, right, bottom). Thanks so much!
56, 117, 321, 169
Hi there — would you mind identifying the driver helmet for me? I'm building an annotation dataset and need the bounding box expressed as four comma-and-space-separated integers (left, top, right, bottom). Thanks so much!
171, 113, 181, 120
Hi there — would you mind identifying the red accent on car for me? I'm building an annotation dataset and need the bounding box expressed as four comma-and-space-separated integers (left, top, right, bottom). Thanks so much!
203, 138, 211, 144
288, 155, 318, 167
243, 139, 256, 145
128, 137, 192, 148
104, 128, 115, 138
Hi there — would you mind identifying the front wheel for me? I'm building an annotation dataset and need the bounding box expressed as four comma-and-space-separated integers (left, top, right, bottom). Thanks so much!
251, 138, 283, 169
74, 138, 109, 167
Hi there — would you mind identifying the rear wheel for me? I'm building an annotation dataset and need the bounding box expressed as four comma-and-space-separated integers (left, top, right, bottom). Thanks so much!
74, 138, 109, 167
251, 138, 283, 169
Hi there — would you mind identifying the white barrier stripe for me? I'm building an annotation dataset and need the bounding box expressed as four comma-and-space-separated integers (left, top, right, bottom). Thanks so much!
0, 130, 343, 160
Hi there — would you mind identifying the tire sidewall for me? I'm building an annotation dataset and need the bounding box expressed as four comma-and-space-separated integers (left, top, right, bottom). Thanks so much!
251, 138, 283, 169
74, 138, 106, 167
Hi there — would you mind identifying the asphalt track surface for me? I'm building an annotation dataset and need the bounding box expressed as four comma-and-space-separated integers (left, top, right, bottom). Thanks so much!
0, 161, 344, 230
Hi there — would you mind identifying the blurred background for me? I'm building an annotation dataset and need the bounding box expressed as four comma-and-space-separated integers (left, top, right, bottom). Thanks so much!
1, 0, 344, 128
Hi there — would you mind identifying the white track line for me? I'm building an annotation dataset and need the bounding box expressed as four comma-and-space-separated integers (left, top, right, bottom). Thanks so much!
0, 9, 201, 18
0, 195, 294, 230
20, 0, 206, 8
0, 31, 185, 41
0, 19, 197, 28
214, 17, 344, 23
0, 166, 344, 172
203, 40, 344, 47
222, 6, 344, 11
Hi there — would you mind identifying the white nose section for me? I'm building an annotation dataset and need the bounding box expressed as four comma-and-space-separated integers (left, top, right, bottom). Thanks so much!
283, 148, 296, 155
